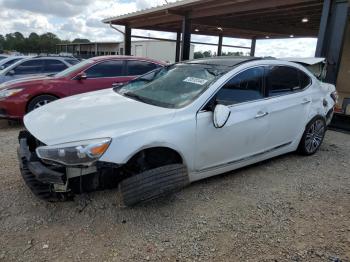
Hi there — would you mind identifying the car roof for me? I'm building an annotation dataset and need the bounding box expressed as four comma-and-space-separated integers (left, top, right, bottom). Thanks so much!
185, 56, 262, 67
89, 55, 166, 65
0, 56, 27, 63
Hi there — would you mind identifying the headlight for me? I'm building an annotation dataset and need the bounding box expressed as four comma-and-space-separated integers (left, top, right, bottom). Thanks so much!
0, 88, 23, 99
36, 138, 111, 166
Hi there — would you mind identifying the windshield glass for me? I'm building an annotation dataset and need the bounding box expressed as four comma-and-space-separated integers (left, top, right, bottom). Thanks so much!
116, 64, 227, 108
55, 59, 93, 77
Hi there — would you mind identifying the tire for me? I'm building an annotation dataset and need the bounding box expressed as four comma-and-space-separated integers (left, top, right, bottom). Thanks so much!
120, 164, 189, 206
298, 116, 326, 155
27, 95, 58, 113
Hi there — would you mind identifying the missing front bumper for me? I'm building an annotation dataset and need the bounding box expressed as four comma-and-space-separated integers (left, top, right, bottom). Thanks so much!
17, 131, 122, 201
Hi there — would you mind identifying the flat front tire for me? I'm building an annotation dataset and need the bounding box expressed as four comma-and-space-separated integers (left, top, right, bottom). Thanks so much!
298, 116, 326, 155
120, 164, 189, 206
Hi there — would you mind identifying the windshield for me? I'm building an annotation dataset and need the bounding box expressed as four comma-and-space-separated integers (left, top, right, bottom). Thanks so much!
116, 64, 227, 108
55, 59, 93, 77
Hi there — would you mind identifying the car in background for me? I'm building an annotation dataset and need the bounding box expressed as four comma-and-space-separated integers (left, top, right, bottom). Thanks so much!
0, 56, 165, 120
0, 56, 28, 71
0, 55, 9, 61
0, 56, 79, 84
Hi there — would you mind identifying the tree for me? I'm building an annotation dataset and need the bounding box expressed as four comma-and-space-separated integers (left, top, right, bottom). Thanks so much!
194, 51, 204, 59
39, 33, 61, 54
0, 35, 5, 52
72, 38, 90, 43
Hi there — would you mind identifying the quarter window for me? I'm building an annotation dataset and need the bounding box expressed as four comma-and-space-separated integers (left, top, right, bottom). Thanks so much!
267, 66, 300, 96
84, 60, 124, 78
127, 61, 160, 76
299, 70, 311, 89
215, 67, 264, 105
11, 60, 44, 75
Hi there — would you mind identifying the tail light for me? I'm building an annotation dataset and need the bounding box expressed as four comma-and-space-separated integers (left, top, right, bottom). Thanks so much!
331, 91, 343, 113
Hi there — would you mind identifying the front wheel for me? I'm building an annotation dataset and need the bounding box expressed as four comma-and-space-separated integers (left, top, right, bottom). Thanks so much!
298, 117, 326, 155
27, 95, 58, 113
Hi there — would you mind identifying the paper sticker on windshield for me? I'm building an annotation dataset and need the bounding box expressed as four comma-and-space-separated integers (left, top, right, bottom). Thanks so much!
183, 77, 208, 85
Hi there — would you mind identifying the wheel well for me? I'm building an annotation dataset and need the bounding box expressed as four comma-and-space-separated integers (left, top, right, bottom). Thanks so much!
125, 147, 183, 173
26, 94, 60, 113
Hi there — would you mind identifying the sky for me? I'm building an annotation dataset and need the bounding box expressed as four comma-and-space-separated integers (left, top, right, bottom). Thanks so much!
0, 0, 318, 58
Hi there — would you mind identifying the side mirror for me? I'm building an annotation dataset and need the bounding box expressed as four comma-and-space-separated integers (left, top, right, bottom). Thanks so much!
0, 66, 4, 70
8, 70, 15, 76
213, 104, 231, 128
76, 73, 87, 80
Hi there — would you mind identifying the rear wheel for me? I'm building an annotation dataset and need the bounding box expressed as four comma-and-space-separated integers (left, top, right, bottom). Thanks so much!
27, 95, 58, 113
298, 117, 326, 155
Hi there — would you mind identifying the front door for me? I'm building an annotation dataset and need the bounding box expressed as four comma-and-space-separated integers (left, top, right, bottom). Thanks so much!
195, 66, 270, 171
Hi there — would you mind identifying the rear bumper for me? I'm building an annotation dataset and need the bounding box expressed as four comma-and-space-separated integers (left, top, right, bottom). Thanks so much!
325, 108, 334, 126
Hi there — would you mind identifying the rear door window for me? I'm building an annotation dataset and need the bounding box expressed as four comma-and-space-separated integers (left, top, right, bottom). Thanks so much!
84, 60, 125, 78
43, 60, 68, 73
12, 60, 44, 75
266, 66, 300, 96
215, 67, 265, 105
127, 60, 160, 76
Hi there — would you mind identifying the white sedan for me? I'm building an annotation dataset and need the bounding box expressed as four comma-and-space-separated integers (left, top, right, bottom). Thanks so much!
18, 57, 337, 205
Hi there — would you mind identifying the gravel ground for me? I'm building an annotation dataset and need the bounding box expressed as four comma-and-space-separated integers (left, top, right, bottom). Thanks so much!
0, 119, 349, 262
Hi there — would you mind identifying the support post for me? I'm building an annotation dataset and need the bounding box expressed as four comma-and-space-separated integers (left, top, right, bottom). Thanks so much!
217, 34, 223, 56
250, 37, 256, 57
315, 0, 332, 56
175, 31, 181, 62
124, 25, 132, 56
181, 14, 191, 61
315, 0, 349, 84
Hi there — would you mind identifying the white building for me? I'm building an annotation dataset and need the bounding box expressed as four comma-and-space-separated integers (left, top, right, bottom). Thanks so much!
57, 40, 194, 63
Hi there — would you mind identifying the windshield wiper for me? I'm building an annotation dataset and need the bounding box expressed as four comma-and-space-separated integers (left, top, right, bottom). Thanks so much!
122, 92, 149, 103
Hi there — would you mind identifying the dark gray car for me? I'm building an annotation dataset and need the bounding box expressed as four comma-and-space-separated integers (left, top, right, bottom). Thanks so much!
0, 56, 79, 84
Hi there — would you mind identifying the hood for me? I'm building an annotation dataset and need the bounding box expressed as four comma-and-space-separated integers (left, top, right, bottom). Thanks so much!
0, 75, 54, 91
24, 88, 177, 145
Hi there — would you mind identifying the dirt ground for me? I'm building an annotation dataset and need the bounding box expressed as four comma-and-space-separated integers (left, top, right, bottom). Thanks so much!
0, 119, 349, 262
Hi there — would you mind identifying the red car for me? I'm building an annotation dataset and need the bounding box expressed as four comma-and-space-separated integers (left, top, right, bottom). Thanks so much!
0, 56, 165, 120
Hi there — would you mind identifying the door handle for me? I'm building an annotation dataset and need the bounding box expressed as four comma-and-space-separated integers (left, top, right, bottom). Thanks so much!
255, 111, 269, 119
301, 98, 312, 104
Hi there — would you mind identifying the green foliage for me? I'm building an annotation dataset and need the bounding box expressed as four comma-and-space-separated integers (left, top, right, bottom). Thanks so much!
0, 32, 91, 54
194, 50, 245, 59
72, 38, 90, 43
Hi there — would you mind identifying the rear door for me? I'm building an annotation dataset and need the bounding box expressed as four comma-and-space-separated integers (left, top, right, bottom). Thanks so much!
70, 60, 129, 95
126, 60, 162, 79
263, 65, 312, 148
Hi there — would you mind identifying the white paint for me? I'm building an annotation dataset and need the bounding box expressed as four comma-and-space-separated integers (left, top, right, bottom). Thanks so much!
24, 59, 336, 184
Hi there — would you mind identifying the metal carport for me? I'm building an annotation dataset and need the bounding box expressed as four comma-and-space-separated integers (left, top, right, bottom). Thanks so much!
103, 0, 349, 96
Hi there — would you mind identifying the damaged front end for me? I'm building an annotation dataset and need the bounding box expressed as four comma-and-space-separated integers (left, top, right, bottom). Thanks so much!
17, 131, 123, 201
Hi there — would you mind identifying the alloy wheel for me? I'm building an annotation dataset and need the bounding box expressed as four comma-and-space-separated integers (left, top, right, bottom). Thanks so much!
305, 119, 325, 154
34, 100, 51, 109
